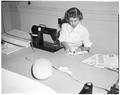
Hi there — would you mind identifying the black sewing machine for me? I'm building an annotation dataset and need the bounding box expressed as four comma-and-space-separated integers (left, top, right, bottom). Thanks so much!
30, 24, 62, 52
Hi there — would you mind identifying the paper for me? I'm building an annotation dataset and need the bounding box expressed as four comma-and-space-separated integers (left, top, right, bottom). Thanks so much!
82, 54, 118, 69
2, 42, 23, 55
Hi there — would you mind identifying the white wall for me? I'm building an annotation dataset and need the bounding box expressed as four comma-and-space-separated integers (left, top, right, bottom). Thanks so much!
2, 1, 118, 53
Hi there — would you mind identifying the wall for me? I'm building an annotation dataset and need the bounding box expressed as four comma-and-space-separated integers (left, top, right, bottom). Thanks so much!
2, 1, 119, 53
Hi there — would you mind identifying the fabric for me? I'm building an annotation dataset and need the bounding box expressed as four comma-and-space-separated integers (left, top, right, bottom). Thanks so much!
2, 33, 30, 48
66, 50, 88, 56
59, 23, 91, 47
5, 29, 31, 40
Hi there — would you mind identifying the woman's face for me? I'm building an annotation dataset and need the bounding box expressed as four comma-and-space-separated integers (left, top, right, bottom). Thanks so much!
69, 17, 80, 28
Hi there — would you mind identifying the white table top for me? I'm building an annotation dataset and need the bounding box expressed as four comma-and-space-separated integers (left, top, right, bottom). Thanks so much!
2, 68, 56, 94
2, 46, 118, 94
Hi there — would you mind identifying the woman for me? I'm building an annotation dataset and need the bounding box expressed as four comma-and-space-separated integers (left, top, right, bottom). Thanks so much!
59, 7, 92, 54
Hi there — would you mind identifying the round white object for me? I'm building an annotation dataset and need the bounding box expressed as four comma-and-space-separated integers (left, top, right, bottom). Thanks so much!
32, 58, 53, 80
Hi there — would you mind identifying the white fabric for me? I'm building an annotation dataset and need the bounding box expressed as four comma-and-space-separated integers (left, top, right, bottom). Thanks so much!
32, 59, 53, 80
66, 50, 88, 56
59, 23, 91, 47
6, 29, 31, 40
2, 33, 30, 48
58, 66, 73, 76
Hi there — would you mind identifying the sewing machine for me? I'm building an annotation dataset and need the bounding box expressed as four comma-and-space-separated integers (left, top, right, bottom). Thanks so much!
30, 24, 62, 52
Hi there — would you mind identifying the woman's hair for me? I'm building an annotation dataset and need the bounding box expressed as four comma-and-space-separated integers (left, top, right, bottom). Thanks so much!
64, 7, 83, 23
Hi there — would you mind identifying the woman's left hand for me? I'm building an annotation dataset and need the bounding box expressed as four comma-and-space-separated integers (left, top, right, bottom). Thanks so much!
76, 46, 90, 53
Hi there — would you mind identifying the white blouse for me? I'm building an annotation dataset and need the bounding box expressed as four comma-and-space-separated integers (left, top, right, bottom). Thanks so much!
59, 22, 91, 47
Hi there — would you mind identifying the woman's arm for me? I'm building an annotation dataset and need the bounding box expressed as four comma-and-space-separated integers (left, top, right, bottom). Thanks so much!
61, 41, 72, 51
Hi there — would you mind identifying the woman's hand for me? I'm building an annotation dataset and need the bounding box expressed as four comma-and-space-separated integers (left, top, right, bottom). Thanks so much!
83, 47, 90, 52
76, 46, 90, 53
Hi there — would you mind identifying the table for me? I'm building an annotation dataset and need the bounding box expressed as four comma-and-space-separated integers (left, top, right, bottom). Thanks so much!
2, 68, 56, 94
2, 46, 118, 94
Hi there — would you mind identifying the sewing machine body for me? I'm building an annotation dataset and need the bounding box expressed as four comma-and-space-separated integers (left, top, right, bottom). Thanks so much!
30, 24, 62, 52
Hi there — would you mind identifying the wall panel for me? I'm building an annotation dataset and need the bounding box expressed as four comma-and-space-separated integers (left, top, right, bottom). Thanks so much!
2, 1, 118, 53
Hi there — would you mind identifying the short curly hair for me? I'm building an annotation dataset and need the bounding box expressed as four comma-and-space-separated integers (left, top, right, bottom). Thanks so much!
64, 7, 83, 23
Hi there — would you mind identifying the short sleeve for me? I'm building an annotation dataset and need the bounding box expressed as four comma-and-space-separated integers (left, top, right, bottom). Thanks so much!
83, 29, 92, 47
58, 23, 71, 42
